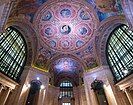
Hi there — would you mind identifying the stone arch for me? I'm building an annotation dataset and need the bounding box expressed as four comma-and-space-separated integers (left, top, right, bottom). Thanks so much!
47, 54, 85, 86
6, 17, 38, 66
95, 16, 127, 66
47, 54, 86, 73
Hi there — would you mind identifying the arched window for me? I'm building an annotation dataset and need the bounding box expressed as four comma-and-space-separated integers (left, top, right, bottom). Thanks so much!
0, 26, 27, 81
107, 24, 133, 82
59, 80, 73, 98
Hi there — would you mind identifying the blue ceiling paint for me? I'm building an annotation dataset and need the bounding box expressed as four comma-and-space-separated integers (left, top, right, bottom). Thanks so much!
54, 58, 81, 73
36, 0, 47, 5
86, 0, 123, 21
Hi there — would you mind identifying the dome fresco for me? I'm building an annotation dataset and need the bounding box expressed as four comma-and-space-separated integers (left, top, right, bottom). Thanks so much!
34, 0, 98, 52
11, 0, 123, 22
86, 0, 123, 21
50, 57, 82, 86
53, 57, 82, 73
9, 0, 124, 78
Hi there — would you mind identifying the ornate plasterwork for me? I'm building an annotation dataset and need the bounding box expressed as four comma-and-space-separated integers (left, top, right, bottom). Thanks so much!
8, 0, 126, 73
34, 0, 98, 52
49, 57, 82, 86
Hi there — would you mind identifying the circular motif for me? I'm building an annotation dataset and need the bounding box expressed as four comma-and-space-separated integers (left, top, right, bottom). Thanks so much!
79, 27, 88, 36
60, 25, 71, 35
60, 9, 71, 18
55, 4, 76, 21
76, 40, 84, 47
42, 11, 52, 21
35, 1, 97, 52
79, 10, 90, 20
61, 40, 70, 49
75, 23, 92, 37
45, 28, 53, 36
41, 24, 57, 38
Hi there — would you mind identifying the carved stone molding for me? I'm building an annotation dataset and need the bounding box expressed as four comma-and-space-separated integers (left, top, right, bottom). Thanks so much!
116, 74, 133, 91
0, 73, 18, 90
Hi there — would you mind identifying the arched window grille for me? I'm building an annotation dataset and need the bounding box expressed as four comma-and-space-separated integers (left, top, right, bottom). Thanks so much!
107, 24, 133, 82
0, 26, 27, 81
59, 80, 73, 98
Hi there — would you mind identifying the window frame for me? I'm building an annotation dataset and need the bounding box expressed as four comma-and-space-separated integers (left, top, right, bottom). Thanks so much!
106, 24, 133, 83
0, 26, 27, 82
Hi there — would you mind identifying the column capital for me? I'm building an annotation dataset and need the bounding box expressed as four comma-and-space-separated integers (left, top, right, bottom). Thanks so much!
8, 87, 12, 91
129, 86, 133, 90
0, 84, 5, 93
0, 84, 5, 88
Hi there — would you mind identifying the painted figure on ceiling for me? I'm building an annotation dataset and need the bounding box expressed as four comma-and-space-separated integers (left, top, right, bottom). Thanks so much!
35, 53, 46, 69
95, 0, 117, 12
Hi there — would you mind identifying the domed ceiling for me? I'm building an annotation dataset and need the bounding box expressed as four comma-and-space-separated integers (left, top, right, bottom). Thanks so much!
9, 0, 123, 80
50, 57, 82, 86
34, 0, 98, 52
52, 57, 82, 73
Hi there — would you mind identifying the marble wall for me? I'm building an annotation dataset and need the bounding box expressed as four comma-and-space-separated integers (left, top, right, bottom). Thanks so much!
5, 67, 50, 105
83, 66, 132, 105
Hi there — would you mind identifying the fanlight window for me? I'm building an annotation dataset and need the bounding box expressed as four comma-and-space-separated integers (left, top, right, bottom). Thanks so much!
62, 103, 71, 105
107, 24, 133, 82
0, 27, 27, 81
60, 80, 73, 87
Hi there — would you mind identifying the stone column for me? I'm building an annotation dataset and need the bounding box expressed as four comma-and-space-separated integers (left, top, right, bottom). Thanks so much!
73, 87, 80, 105
83, 66, 119, 105
125, 88, 133, 105
1, 87, 12, 105
58, 98, 62, 105
71, 98, 75, 105
84, 76, 99, 105
13, 66, 31, 105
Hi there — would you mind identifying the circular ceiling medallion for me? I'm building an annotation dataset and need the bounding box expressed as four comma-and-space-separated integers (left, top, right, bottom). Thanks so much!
60, 25, 71, 35
34, 0, 98, 52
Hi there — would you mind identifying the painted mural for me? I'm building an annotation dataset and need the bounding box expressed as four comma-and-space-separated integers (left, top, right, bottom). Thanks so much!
86, 0, 123, 21
35, 53, 46, 69
11, 0, 48, 22
34, 0, 98, 52
34, 46, 56, 70
52, 57, 82, 73
85, 57, 98, 70
10, 0, 124, 71
51, 57, 82, 86
11, 0, 123, 22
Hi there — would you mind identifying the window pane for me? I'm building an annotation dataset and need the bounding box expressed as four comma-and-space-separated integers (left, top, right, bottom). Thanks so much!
59, 80, 73, 98
107, 25, 133, 82
62, 103, 71, 105
0, 27, 27, 81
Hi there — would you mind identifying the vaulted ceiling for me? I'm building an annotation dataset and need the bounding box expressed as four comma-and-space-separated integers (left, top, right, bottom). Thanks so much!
9, 0, 123, 86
